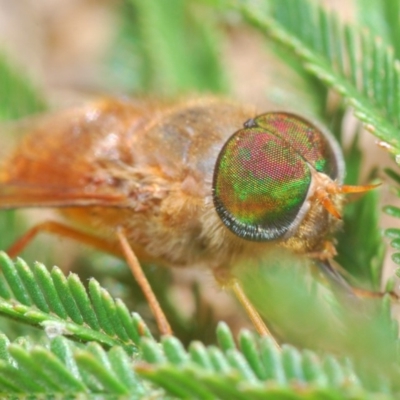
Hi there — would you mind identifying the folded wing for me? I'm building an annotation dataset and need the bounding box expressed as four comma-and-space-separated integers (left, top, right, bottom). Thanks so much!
0, 183, 129, 209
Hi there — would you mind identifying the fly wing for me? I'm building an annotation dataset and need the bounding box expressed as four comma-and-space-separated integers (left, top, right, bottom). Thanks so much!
0, 98, 153, 211
0, 183, 129, 209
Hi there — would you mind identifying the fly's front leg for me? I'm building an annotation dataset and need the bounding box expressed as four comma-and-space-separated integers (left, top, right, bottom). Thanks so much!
213, 266, 280, 349
312, 249, 398, 300
306, 240, 337, 260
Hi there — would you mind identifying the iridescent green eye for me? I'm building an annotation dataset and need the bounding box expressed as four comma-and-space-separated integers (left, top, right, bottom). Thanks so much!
213, 127, 312, 241
212, 112, 342, 241
253, 112, 342, 180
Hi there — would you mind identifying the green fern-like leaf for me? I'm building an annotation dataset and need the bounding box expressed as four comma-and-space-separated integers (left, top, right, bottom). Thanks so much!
0, 335, 149, 397
0, 254, 398, 397
137, 322, 394, 399
0, 252, 152, 353
0, 323, 392, 398
230, 0, 400, 153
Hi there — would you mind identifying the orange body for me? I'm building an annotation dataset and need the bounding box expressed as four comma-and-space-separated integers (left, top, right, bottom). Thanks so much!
0, 97, 343, 272
1, 98, 251, 266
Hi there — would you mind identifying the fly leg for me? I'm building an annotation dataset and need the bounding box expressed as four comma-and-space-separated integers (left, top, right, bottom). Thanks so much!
6, 220, 173, 336
309, 244, 398, 300
7, 220, 121, 258
116, 227, 172, 336
213, 267, 280, 349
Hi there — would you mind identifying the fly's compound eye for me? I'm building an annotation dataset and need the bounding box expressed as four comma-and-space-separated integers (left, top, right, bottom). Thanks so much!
253, 112, 342, 181
213, 126, 312, 241
212, 112, 344, 241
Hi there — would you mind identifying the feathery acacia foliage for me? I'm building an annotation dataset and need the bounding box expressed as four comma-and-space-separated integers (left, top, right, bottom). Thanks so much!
0, 252, 150, 353
0, 0, 400, 398
0, 253, 396, 398
233, 0, 400, 153
138, 323, 393, 399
